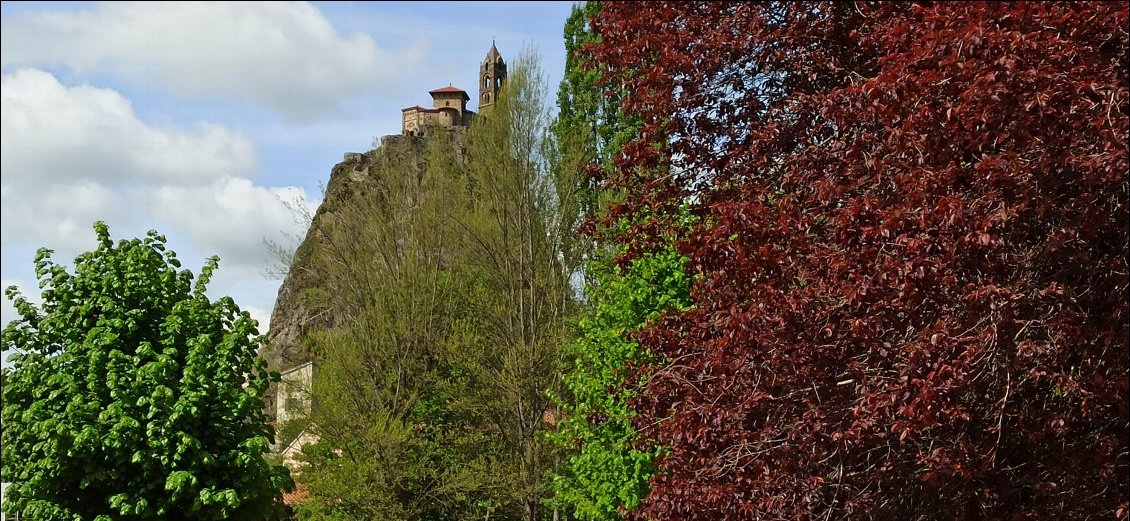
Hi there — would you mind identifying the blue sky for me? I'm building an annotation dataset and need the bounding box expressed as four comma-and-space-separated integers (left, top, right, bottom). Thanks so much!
0, 1, 577, 362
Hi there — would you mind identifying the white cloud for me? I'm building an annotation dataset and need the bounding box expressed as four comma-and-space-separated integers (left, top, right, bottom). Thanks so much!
1, 69, 258, 253
0, 2, 421, 121
243, 305, 273, 335
149, 177, 313, 271
1, 69, 256, 187
0, 181, 126, 254
1, 69, 310, 334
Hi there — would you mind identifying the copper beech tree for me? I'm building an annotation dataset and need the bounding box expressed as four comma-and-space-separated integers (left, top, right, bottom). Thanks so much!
586, 2, 1128, 519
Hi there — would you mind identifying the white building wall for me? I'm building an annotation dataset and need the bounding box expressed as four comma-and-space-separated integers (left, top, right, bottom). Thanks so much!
276, 361, 313, 427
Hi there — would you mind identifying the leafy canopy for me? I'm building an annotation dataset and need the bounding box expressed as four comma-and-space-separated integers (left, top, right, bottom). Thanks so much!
293, 134, 494, 521
549, 4, 693, 519
1, 222, 292, 521
551, 247, 691, 521
591, 2, 1128, 519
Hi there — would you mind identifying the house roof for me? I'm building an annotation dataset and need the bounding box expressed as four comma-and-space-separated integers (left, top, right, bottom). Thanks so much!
283, 481, 309, 506
279, 360, 313, 378
429, 86, 470, 100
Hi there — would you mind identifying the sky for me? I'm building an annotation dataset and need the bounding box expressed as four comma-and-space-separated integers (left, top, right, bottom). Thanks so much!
0, 1, 577, 363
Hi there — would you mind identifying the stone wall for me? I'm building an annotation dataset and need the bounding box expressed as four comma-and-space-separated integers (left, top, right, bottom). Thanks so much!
402, 106, 465, 135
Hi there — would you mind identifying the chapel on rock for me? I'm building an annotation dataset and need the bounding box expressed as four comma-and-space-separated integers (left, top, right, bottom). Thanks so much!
401, 42, 507, 136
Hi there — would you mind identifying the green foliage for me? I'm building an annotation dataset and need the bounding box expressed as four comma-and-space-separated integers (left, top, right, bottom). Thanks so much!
552, 1, 637, 171
549, 1, 641, 282
550, 248, 690, 520
546, 4, 695, 519
295, 134, 499, 520
1, 222, 292, 521
294, 50, 575, 521
459, 49, 577, 521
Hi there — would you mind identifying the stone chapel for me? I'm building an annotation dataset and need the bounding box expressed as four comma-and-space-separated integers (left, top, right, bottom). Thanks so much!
401, 42, 507, 136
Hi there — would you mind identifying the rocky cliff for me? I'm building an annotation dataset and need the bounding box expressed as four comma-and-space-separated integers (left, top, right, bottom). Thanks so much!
260, 132, 465, 375
260, 150, 369, 372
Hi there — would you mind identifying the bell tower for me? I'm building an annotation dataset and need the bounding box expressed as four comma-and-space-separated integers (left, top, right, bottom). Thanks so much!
479, 41, 507, 109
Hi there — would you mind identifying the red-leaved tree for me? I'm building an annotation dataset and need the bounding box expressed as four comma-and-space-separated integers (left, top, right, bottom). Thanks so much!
589, 2, 1128, 518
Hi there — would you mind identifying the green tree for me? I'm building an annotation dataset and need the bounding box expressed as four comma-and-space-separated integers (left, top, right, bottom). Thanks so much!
457, 50, 576, 521
1, 222, 292, 521
548, 1, 639, 284
294, 135, 494, 520
550, 248, 690, 521
290, 51, 577, 521
547, 3, 690, 519
552, 2, 636, 172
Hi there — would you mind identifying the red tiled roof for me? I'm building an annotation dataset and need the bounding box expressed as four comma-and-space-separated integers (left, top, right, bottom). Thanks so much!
429, 86, 470, 100
283, 481, 310, 506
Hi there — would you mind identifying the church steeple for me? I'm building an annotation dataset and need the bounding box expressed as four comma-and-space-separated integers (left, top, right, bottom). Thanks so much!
486, 41, 502, 62
479, 41, 506, 109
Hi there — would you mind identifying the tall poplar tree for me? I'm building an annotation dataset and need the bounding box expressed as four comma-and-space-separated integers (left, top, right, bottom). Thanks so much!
457, 50, 576, 521
547, 3, 694, 520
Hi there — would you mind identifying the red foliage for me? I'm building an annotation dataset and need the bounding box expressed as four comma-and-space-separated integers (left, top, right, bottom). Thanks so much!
590, 2, 1128, 518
